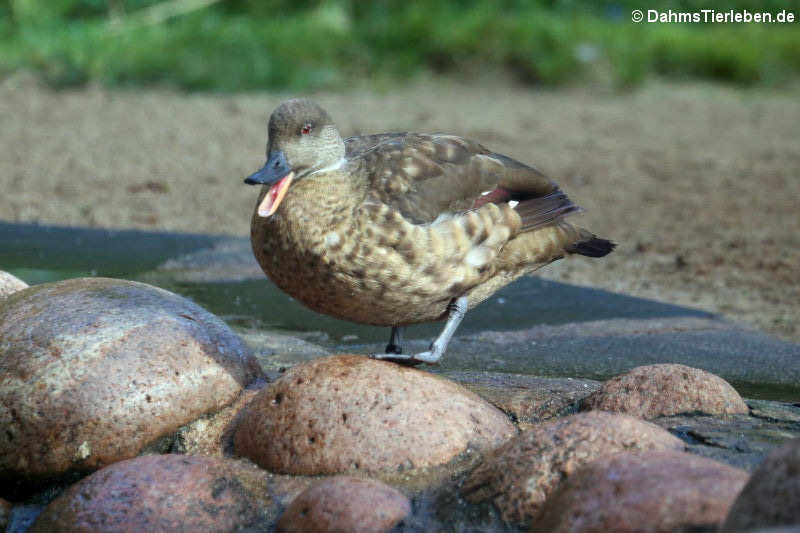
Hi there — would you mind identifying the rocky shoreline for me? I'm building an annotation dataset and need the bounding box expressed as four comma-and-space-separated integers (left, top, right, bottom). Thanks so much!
2, 274, 799, 532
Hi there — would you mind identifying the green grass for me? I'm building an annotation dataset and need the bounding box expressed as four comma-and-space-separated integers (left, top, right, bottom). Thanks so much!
1, 0, 799, 91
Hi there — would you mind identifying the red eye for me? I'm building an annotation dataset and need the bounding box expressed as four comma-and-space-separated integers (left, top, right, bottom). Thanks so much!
301, 124, 312, 135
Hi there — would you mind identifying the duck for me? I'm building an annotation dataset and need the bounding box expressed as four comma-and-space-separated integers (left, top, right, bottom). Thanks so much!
245, 99, 614, 364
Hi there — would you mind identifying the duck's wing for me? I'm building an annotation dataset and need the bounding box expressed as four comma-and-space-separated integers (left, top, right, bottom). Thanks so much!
351, 133, 562, 225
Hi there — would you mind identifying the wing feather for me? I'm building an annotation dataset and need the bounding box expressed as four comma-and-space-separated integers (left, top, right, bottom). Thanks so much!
347, 133, 556, 224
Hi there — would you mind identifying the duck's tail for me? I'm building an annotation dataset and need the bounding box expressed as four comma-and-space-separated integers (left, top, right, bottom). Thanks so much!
514, 187, 581, 231
566, 234, 616, 258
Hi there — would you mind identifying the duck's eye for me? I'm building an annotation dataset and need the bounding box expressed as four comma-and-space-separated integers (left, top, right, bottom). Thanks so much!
300, 124, 312, 135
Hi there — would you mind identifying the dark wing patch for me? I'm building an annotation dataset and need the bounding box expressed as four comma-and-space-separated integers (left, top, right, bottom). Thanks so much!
350, 133, 556, 224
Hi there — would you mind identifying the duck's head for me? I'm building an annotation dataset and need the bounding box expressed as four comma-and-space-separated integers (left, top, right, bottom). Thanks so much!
244, 99, 345, 217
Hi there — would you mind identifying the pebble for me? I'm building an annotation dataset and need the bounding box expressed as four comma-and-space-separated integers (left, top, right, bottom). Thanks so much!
0, 270, 27, 298
460, 411, 684, 526
581, 363, 748, 418
277, 476, 411, 533
721, 437, 800, 532
533, 450, 750, 532
0, 277, 263, 486
233, 354, 516, 476
30, 454, 310, 532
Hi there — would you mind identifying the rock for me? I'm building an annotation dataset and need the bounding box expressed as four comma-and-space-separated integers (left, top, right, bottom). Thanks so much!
0, 497, 11, 532
532, 450, 750, 533
444, 371, 601, 428
461, 411, 684, 526
649, 413, 796, 473
0, 271, 27, 298
0, 277, 263, 487
233, 355, 516, 476
721, 438, 800, 532
277, 476, 411, 533
580, 363, 748, 419
174, 383, 264, 457
30, 454, 311, 533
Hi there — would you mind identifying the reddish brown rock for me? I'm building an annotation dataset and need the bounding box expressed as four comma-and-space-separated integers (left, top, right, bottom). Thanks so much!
0, 270, 27, 298
721, 438, 800, 532
277, 476, 411, 533
234, 355, 516, 475
30, 454, 311, 532
533, 450, 750, 533
0, 277, 263, 483
461, 411, 684, 526
581, 363, 747, 419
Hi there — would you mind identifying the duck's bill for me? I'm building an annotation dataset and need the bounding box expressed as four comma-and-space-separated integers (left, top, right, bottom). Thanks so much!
257, 172, 294, 217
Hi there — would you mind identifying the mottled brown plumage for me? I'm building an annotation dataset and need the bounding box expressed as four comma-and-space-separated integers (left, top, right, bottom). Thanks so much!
245, 99, 614, 363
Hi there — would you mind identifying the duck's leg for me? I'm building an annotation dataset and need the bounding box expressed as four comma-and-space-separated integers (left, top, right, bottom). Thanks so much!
371, 297, 468, 365
385, 326, 404, 354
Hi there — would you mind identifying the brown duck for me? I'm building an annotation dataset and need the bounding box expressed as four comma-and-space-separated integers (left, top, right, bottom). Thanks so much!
245, 99, 614, 364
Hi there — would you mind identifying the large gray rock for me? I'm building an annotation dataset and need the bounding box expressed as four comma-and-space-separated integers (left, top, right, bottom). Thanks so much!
233, 355, 516, 476
0, 277, 263, 486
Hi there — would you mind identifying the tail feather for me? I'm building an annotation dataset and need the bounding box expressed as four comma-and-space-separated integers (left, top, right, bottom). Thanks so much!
514, 188, 582, 231
567, 236, 616, 258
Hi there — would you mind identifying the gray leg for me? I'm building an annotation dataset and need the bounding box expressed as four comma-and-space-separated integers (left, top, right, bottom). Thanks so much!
386, 326, 404, 354
371, 297, 468, 365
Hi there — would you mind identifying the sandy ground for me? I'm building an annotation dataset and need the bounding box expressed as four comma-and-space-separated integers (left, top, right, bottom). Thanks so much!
1, 74, 798, 342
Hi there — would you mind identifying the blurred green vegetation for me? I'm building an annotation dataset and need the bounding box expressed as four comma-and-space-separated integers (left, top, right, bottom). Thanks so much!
1, 0, 798, 91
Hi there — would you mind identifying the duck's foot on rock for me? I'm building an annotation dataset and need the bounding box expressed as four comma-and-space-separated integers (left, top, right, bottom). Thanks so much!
370, 351, 435, 366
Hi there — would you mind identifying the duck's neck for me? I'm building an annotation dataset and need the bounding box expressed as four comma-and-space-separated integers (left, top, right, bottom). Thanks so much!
271, 168, 367, 243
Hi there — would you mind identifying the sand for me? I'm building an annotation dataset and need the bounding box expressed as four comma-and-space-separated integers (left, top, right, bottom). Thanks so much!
1, 73, 798, 342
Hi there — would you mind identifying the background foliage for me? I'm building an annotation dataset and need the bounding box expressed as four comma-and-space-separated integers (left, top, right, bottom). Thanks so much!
1, 0, 798, 91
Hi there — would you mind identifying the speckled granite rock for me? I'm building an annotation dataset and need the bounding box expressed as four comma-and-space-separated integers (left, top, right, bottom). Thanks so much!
461, 411, 684, 526
533, 450, 749, 533
277, 476, 411, 533
722, 438, 800, 532
233, 355, 516, 476
0, 271, 27, 298
0, 277, 263, 488
581, 363, 748, 419
30, 454, 312, 533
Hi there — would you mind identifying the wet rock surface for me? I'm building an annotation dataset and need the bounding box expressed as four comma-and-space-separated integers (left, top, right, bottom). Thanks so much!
0, 270, 27, 298
461, 411, 685, 526
651, 407, 800, 472
533, 450, 749, 533
277, 476, 411, 533
580, 363, 748, 419
234, 355, 517, 477
0, 277, 262, 491
721, 438, 800, 532
443, 371, 600, 428
30, 454, 312, 533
